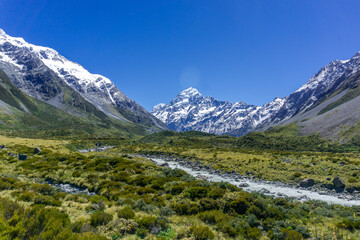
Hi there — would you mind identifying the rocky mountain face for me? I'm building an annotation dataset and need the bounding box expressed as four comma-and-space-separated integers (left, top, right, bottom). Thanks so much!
152, 51, 360, 137
0, 28, 167, 135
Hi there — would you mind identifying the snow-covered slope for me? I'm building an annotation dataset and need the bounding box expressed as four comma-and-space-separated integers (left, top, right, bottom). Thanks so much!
0, 28, 166, 130
152, 51, 360, 136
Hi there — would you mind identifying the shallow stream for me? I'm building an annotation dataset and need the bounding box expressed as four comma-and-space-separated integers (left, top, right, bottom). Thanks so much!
147, 156, 360, 206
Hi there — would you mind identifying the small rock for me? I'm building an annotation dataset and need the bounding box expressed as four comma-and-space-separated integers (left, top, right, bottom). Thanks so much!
159, 162, 169, 167
238, 183, 250, 187
18, 154, 28, 161
196, 175, 208, 181
299, 178, 315, 188
150, 226, 162, 235
246, 171, 254, 175
34, 147, 41, 154
259, 188, 270, 194
333, 177, 345, 192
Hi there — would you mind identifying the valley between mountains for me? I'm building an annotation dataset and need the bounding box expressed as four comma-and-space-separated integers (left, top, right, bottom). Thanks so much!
1, 29, 360, 240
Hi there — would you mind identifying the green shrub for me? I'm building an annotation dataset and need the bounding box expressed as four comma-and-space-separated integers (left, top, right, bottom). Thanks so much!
199, 198, 220, 211
157, 228, 176, 240
281, 228, 303, 240
293, 172, 302, 178
117, 206, 135, 219
72, 220, 93, 233
90, 211, 113, 227
122, 198, 135, 206
190, 226, 215, 240
170, 185, 184, 195
18, 192, 36, 202
90, 195, 108, 204
208, 188, 225, 199
136, 228, 148, 239
171, 202, 200, 215
53, 192, 67, 200
34, 195, 62, 207
185, 187, 209, 200
198, 210, 227, 225
159, 206, 175, 216
136, 216, 156, 229
107, 218, 138, 235
230, 198, 251, 215
136, 187, 156, 195
32, 184, 56, 195
245, 226, 262, 240
134, 199, 158, 213
72, 170, 82, 177
336, 217, 360, 231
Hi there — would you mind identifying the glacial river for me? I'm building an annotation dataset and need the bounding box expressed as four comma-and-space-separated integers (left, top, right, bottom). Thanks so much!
147, 156, 360, 206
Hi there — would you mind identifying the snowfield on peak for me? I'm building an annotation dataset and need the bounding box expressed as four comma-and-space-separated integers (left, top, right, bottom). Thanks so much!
152, 50, 360, 136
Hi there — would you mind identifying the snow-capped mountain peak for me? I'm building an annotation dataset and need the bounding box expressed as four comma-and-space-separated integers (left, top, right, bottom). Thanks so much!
152, 50, 360, 136
179, 87, 202, 97
0, 28, 167, 130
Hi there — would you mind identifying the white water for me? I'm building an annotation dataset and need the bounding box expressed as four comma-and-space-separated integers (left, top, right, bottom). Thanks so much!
51, 182, 95, 196
148, 157, 360, 206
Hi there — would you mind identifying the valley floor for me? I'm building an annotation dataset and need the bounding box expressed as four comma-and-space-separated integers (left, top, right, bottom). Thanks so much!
1, 135, 360, 239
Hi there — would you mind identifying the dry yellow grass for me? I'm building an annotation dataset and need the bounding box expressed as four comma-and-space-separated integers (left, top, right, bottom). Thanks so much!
0, 135, 71, 153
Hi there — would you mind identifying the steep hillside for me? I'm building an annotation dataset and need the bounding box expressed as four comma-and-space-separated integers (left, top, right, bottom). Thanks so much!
0, 28, 167, 135
0, 69, 149, 138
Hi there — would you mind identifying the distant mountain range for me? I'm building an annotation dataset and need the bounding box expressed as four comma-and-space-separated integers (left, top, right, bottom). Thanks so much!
0, 28, 167, 137
152, 51, 360, 139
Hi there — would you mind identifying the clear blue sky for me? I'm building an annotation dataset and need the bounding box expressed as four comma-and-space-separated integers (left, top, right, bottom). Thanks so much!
1, 1, 360, 110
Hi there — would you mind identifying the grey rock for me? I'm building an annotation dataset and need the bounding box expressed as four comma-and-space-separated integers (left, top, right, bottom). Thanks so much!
196, 175, 208, 181
18, 154, 28, 160
299, 178, 315, 188
34, 147, 41, 154
333, 177, 346, 192
238, 183, 250, 187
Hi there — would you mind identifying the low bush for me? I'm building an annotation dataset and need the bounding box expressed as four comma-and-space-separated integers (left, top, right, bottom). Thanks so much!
117, 206, 135, 219
34, 195, 62, 206
137, 216, 156, 229
208, 188, 225, 199
90, 211, 113, 227
199, 198, 220, 211
185, 187, 209, 200
190, 226, 215, 240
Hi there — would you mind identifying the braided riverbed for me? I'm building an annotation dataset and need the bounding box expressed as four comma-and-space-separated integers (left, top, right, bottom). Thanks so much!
143, 155, 360, 206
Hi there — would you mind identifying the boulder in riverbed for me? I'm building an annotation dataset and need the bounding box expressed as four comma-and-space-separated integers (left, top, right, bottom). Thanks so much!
34, 147, 41, 154
299, 178, 315, 188
333, 177, 345, 192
